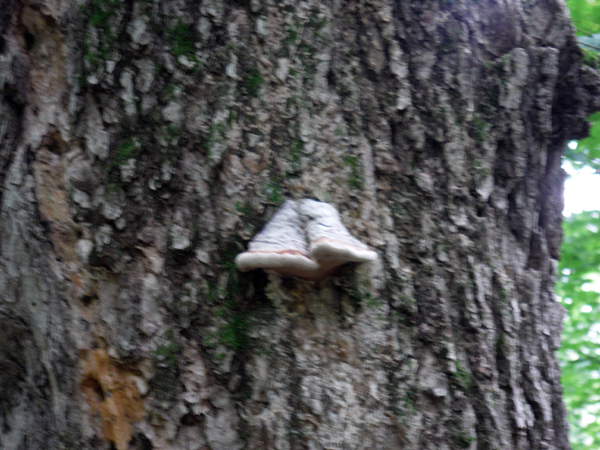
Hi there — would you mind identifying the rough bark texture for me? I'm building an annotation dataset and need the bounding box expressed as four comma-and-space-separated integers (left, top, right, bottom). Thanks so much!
1, 0, 599, 449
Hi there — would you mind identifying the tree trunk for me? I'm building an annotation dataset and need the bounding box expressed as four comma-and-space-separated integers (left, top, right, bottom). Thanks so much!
1, 0, 598, 449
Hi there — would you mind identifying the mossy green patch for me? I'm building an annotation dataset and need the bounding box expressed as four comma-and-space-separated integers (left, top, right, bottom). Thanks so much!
83, 0, 120, 27
496, 330, 507, 353
400, 385, 417, 413
298, 42, 317, 83
167, 125, 181, 140
167, 22, 197, 59
206, 280, 226, 305
262, 178, 284, 205
164, 82, 182, 100
154, 330, 181, 368
343, 155, 364, 189
114, 139, 136, 166
214, 122, 227, 140
451, 361, 473, 392
245, 68, 264, 97
151, 329, 182, 399
499, 287, 507, 301
472, 158, 489, 177
453, 432, 476, 449
307, 13, 327, 30
471, 116, 487, 144
220, 241, 243, 272
200, 125, 216, 156
290, 139, 303, 162
218, 313, 249, 350
81, 0, 121, 74
340, 273, 381, 312
284, 139, 304, 177
349, 287, 381, 310
235, 201, 253, 218
106, 132, 142, 187
283, 25, 300, 47
57, 433, 78, 449
209, 283, 250, 351
227, 108, 237, 125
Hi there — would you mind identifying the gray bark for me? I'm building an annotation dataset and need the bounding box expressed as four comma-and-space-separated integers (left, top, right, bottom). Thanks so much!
1, 0, 598, 449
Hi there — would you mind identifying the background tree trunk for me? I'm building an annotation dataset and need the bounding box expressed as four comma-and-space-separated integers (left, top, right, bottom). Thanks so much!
1, 0, 599, 449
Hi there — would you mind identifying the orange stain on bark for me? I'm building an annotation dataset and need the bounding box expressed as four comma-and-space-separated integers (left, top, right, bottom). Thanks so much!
80, 349, 145, 450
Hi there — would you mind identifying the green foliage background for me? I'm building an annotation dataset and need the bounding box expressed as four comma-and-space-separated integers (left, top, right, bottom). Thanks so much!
559, 212, 600, 449
560, 2, 600, 448
567, 0, 600, 173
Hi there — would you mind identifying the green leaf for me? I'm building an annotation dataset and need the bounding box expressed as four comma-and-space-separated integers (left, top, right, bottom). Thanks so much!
559, 211, 600, 449
568, 0, 600, 35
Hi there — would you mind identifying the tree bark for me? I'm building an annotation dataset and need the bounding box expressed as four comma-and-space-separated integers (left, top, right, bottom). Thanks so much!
1, 0, 599, 449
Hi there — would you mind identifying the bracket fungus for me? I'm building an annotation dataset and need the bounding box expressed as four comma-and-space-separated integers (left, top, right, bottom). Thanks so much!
235, 199, 377, 279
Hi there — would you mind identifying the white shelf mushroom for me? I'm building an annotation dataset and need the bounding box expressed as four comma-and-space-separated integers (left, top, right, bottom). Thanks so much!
299, 199, 378, 270
235, 200, 320, 279
235, 199, 377, 279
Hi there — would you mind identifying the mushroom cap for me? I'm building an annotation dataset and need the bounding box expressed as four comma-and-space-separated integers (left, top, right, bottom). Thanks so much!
299, 199, 378, 264
235, 200, 320, 278
309, 237, 378, 264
